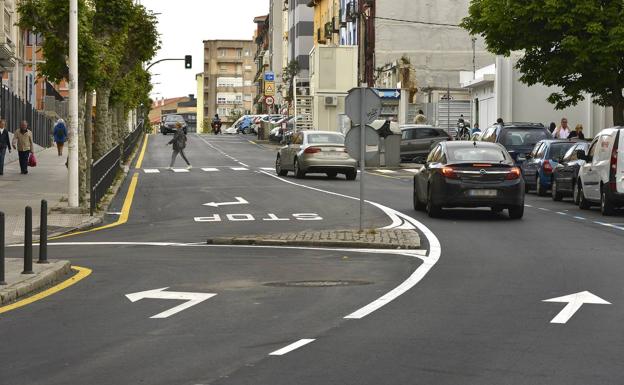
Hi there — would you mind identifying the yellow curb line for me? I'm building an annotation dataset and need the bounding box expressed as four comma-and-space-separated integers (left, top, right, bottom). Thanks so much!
135, 133, 149, 169
0, 266, 92, 315
50, 173, 139, 240
248, 140, 257, 145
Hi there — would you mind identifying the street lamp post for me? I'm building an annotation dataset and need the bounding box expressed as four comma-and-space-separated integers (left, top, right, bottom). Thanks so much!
67, 0, 79, 207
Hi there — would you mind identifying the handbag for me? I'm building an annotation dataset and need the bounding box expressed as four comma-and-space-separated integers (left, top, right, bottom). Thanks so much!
28, 152, 37, 167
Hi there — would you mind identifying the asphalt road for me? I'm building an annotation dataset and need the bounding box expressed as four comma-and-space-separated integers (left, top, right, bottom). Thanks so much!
1, 133, 623, 385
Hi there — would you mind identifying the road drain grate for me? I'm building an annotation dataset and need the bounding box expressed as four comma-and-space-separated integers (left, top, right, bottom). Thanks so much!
264, 280, 372, 287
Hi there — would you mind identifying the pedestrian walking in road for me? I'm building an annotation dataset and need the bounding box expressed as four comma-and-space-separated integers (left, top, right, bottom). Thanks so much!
414, 109, 427, 124
553, 117, 571, 139
167, 122, 191, 170
0, 119, 11, 176
12, 120, 34, 174
471, 123, 481, 135
211, 114, 222, 135
568, 124, 585, 140
53, 118, 67, 156
548, 122, 556, 134
494, 118, 505, 139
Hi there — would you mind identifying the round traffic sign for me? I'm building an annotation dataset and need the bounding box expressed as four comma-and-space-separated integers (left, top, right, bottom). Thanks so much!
265, 96, 274, 106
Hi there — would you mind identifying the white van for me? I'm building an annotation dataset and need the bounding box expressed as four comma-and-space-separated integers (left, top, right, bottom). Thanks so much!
576, 127, 624, 215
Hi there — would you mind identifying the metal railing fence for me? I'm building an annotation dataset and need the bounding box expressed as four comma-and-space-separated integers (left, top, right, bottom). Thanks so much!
0, 87, 54, 148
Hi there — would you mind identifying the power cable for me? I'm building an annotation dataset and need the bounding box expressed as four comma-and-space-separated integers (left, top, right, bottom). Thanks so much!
374, 16, 461, 28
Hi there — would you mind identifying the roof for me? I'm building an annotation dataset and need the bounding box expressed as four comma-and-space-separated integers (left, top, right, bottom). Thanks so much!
443, 141, 503, 149
254, 15, 268, 23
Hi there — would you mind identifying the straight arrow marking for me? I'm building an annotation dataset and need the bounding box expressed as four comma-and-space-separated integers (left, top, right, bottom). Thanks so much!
543, 291, 610, 324
125, 287, 217, 319
203, 197, 248, 208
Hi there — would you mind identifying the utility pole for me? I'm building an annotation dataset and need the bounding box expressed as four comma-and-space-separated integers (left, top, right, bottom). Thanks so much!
31, 32, 37, 111
67, 0, 79, 208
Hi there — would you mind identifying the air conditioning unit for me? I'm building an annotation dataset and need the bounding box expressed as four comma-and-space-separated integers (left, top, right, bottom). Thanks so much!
324, 96, 338, 106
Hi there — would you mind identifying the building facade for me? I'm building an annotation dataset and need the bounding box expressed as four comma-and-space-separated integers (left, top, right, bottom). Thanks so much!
287, 0, 314, 78
201, 40, 257, 128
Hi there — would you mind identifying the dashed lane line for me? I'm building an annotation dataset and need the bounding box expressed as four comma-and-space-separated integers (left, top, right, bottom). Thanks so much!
143, 169, 160, 173
269, 339, 316, 356
201, 168, 219, 172
231, 167, 248, 171
573, 216, 586, 220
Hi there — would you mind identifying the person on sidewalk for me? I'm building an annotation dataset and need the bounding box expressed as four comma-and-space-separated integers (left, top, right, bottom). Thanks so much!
53, 118, 67, 156
167, 122, 191, 170
0, 119, 11, 175
414, 110, 427, 124
12, 120, 34, 175
568, 124, 585, 139
553, 117, 571, 139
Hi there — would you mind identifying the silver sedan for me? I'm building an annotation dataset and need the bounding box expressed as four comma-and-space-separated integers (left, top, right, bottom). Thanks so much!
276, 131, 358, 180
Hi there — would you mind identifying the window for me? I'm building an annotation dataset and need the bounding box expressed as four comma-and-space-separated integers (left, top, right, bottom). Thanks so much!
530, 143, 543, 159
447, 147, 508, 162
562, 145, 578, 162
588, 140, 598, 159
548, 143, 575, 160
481, 126, 497, 142
415, 128, 440, 139
536, 142, 547, 158
307, 133, 344, 145
427, 145, 442, 163
219, 65, 227, 72
217, 97, 227, 104
244, 80, 252, 86
236, 49, 242, 58
218, 48, 226, 57
217, 77, 243, 87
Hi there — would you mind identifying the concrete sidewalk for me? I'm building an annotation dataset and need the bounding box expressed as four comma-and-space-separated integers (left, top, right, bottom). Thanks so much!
0, 258, 72, 305
0, 145, 101, 245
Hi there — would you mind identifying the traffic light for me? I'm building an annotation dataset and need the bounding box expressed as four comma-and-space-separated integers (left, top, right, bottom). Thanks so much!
184, 55, 192, 69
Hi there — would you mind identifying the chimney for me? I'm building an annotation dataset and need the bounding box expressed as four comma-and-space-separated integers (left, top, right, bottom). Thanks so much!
188, 94, 194, 100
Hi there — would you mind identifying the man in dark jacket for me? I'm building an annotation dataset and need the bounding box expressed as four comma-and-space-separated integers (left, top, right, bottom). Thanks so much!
0, 119, 10, 175
167, 122, 192, 170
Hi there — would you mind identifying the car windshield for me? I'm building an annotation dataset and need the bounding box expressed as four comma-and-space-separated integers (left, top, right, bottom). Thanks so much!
307, 133, 344, 145
500, 128, 549, 147
549, 142, 576, 160
447, 147, 508, 162
165, 115, 185, 122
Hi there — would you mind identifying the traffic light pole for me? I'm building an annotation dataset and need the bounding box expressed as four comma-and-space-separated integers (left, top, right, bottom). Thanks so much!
146, 57, 191, 71
67, 0, 79, 208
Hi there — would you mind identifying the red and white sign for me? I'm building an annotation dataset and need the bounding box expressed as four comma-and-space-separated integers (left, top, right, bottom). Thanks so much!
265, 96, 275, 106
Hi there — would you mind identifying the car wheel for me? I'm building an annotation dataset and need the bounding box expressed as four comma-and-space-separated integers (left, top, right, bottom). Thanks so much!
294, 158, 305, 179
536, 176, 547, 196
524, 180, 530, 193
601, 187, 616, 216
578, 181, 591, 210
326, 172, 337, 179
413, 190, 425, 211
551, 179, 563, 201
572, 179, 580, 205
508, 205, 524, 219
426, 186, 442, 218
345, 169, 357, 181
275, 155, 288, 177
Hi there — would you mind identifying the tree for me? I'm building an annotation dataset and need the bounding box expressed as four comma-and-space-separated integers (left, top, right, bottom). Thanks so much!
462, 0, 624, 125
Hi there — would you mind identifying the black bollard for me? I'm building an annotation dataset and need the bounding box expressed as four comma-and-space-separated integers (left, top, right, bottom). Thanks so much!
38, 200, 48, 264
0, 212, 6, 285
22, 206, 34, 275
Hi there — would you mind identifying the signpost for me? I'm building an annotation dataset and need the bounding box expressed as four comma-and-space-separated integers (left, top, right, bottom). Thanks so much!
345, 87, 382, 231
265, 96, 275, 107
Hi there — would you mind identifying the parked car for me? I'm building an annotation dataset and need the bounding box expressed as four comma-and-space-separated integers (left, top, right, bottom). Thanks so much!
479, 122, 552, 165
413, 141, 525, 219
551, 141, 591, 202
521, 139, 577, 196
400, 125, 452, 163
276, 131, 357, 180
576, 127, 624, 215
160, 114, 187, 135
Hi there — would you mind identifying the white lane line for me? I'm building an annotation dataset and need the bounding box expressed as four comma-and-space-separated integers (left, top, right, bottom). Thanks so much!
143, 169, 160, 174
269, 339, 315, 356
201, 168, 219, 172
374, 169, 397, 174
172, 168, 190, 173
537, 207, 551, 212
594, 222, 624, 231
258, 171, 441, 319
238, 162, 249, 167
403, 169, 421, 173
106, 212, 122, 215
260, 167, 275, 171
525, 204, 533, 208
556, 212, 568, 216
573, 216, 586, 220
231, 167, 248, 171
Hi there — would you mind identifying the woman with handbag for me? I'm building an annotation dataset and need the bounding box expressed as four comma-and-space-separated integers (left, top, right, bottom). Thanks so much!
12, 120, 34, 175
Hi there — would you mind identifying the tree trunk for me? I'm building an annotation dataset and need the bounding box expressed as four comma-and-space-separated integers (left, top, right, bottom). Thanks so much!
94, 85, 111, 160
613, 99, 624, 127
77, 83, 88, 206
84, 91, 94, 197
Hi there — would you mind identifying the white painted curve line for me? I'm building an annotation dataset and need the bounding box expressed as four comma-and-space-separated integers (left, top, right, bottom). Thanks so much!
202, 168, 219, 172
231, 167, 248, 171
556, 212, 568, 216
537, 207, 550, 212
143, 169, 160, 174
594, 222, 624, 231
259, 171, 441, 319
238, 162, 249, 167
260, 167, 275, 171
375, 169, 396, 174
269, 339, 315, 356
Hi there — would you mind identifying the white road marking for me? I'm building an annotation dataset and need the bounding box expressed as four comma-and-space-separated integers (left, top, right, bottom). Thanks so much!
106, 212, 122, 216
537, 207, 551, 212
231, 167, 248, 171
269, 339, 315, 356
172, 168, 190, 173
374, 169, 397, 174
556, 212, 568, 216
203, 197, 249, 208
403, 169, 421, 173
525, 204, 533, 208
201, 168, 219, 172
258, 171, 441, 319
594, 222, 624, 231
238, 162, 249, 167
543, 291, 611, 324
143, 169, 160, 174
260, 167, 275, 171
573, 216, 586, 220
126, 287, 217, 319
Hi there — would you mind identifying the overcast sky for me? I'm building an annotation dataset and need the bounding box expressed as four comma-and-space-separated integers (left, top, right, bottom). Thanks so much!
140, 0, 269, 100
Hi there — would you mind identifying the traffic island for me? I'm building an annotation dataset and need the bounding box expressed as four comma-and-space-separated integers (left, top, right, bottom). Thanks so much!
207, 229, 421, 249
0, 259, 71, 305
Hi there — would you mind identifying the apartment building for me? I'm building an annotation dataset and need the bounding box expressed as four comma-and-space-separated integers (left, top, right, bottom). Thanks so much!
201, 40, 257, 130
286, 0, 313, 78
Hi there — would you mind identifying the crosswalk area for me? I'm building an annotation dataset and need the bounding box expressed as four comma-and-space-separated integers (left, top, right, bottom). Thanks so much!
140, 167, 276, 174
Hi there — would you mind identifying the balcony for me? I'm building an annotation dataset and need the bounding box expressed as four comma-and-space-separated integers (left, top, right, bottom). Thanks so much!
0, 5, 15, 70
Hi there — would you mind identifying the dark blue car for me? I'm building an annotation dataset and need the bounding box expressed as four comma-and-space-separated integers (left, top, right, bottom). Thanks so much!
521, 139, 578, 196
478, 123, 552, 165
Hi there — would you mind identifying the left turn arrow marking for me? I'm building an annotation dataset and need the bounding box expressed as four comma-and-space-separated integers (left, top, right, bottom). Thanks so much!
126, 287, 216, 318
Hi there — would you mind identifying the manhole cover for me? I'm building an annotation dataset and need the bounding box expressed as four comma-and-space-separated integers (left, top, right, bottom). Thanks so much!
264, 280, 372, 288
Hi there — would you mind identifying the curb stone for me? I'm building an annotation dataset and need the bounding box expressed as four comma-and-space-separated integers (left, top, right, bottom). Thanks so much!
0, 260, 72, 305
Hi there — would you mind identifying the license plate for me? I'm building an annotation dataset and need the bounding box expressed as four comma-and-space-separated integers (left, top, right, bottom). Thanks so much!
467, 189, 497, 197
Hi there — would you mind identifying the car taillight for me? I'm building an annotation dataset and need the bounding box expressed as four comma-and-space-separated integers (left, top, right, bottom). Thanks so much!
609, 132, 619, 190
506, 167, 521, 180
543, 160, 553, 174
304, 147, 321, 154
442, 167, 459, 179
